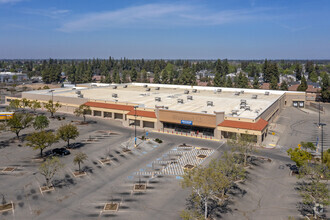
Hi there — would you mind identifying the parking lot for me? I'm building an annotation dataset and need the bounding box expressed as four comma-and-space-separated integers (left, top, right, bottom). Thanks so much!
1, 105, 328, 219
0, 110, 223, 220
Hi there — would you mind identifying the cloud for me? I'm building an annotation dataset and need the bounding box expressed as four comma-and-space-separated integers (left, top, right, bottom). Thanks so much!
58, 3, 276, 32
22, 8, 70, 19
0, 0, 22, 4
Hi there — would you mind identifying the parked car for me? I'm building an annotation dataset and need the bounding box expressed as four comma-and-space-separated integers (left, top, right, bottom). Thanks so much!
52, 148, 70, 156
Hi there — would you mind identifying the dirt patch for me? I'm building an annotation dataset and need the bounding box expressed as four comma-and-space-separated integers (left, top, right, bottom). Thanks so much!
103, 203, 119, 212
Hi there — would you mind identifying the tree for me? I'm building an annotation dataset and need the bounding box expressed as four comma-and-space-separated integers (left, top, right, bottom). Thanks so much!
270, 75, 279, 90
141, 69, 148, 83
112, 68, 121, 84
43, 100, 62, 118
287, 147, 312, 167
33, 115, 49, 131
226, 76, 233, 88
8, 99, 21, 111
297, 75, 308, 91
73, 152, 88, 172
130, 68, 137, 82
297, 163, 330, 218
39, 157, 64, 187
228, 133, 257, 167
320, 73, 330, 102
161, 69, 168, 84
21, 98, 31, 112
253, 75, 260, 89
29, 100, 41, 113
181, 161, 230, 219
57, 124, 79, 148
153, 65, 160, 84
295, 63, 302, 81
280, 80, 288, 91
26, 131, 58, 157
7, 113, 34, 139
74, 104, 91, 123
214, 59, 223, 87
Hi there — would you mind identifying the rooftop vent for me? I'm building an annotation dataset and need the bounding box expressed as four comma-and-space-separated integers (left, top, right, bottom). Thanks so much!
78, 94, 84, 98
164, 106, 169, 110
72, 88, 76, 90
177, 99, 184, 104
245, 105, 251, 111
155, 87, 160, 90
184, 90, 189, 94
207, 101, 213, 106
192, 89, 197, 93
235, 91, 240, 96
252, 94, 258, 99
113, 85, 117, 89
255, 109, 260, 113
146, 88, 151, 91
241, 90, 244, 94
75, 90, 81, 95
112, 93, 118, 98
201, 111, 207, 113
123, 85, 127, 88
187, 95, 193, 100
217, 89, 222, 93
240, 99, 246, 104
265, 91, 270, 95
143, 85, 148, 88
240, 103, 246, 109
155, 97, 161, 102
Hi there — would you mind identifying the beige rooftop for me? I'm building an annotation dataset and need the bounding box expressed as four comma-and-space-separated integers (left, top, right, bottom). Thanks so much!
34, 83, 283, 119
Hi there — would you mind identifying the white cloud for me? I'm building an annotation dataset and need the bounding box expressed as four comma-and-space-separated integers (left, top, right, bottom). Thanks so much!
22, 8, 70, 19
58, 3, 275, 32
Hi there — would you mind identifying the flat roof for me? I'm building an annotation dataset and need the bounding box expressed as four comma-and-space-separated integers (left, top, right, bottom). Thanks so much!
25, 83, 289, 119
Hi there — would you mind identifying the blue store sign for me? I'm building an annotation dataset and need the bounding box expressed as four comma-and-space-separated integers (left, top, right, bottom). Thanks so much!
181, 120, 193, 125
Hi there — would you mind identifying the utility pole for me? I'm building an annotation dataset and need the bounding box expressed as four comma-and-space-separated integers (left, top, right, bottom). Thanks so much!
319, 123, 326, 163
134, 106, 138, 147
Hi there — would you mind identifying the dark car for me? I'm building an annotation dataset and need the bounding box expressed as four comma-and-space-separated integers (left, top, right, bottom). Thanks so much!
52, 148, 70, 156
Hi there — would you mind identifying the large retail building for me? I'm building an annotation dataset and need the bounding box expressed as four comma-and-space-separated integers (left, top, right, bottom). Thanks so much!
6, 83, 306, 144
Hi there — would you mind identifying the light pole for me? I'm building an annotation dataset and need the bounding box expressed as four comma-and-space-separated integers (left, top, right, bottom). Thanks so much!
319, 123, 326, 163
134, 106, 138, 147
318, 102, 321, 127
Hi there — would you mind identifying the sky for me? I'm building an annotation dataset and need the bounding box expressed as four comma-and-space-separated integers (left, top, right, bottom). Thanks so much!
0, 0, 330, 59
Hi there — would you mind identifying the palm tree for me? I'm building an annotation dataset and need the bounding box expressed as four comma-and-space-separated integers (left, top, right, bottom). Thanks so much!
73, 152, 88, 173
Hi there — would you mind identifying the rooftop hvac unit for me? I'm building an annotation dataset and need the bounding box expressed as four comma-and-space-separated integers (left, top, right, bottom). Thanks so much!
240, 99, 246, 104
113, 86, 117, 89
155, 87, 160, 90
192, 89, 197, 93
123, 85, 127, 88
232, 111, 238, 116
177, 99, 184, 104
184, 90, 189, 94
164, 106, 169, 110
217, 89, 222, 93
155, 105, 164, 108
112, 93, 118, 98
252, 94, 258, 99
202, 111, 207, 113
75, 90, 81, 95
78, 94, 84, 98
146, 88, 151, 91
155, 97, 161, 102
235, 91, 240, 96
187, 95, 193, 100
72, 88, 76, 90
240, 103, 246, 109
241, 90, 244, 94
143, 85, 148, 88
245, 105, 251, 111
265, 91, 270, 95
207, 101, 213, 106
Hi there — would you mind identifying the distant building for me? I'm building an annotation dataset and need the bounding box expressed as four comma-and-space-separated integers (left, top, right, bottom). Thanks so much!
0, 72, 28, 83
